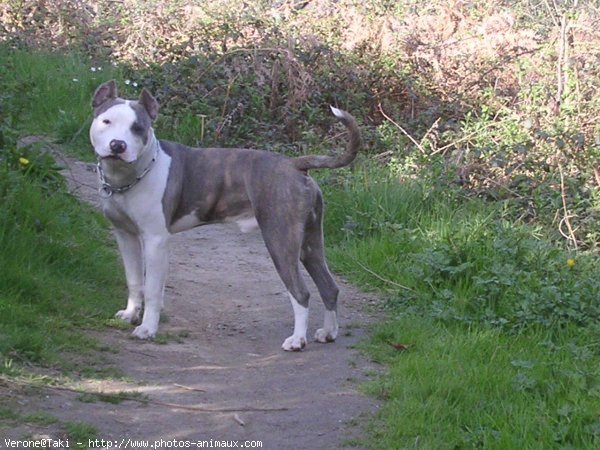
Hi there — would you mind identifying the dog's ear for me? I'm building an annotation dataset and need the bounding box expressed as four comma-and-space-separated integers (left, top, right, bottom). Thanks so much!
92, 80, 118, 109
139, 88, 159, 121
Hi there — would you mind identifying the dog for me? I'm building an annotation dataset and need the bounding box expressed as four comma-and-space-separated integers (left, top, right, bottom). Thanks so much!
89, 80, 361, 351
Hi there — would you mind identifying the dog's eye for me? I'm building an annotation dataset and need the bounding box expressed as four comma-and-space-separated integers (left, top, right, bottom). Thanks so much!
102, 119, 111, 125
131, 123, 145, 134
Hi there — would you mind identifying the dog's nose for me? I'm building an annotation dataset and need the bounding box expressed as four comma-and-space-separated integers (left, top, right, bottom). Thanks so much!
109, 139, 127, 154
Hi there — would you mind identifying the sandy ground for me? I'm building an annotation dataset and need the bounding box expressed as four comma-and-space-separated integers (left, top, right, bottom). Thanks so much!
1, 152, 380, 449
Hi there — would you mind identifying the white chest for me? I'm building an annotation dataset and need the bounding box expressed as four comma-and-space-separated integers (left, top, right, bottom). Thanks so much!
102, 150, 172, 237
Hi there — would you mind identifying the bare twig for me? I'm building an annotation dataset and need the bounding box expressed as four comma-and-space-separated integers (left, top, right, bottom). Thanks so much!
353, 259, 415, 293
420, 117, 441, 152
233, 413, 246, 426
173, 383, 206, 393
556, 14, 568, 110
377, 103, 425, 154
558, 163, 579, 249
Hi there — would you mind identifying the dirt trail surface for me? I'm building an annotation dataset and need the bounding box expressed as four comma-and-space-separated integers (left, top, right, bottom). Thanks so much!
3, 153, 380, 449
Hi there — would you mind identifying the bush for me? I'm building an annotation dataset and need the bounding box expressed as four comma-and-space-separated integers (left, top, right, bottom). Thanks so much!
322, 166, 600, 331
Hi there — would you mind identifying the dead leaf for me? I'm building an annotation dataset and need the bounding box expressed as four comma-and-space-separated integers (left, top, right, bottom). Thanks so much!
386, 341, 412, 351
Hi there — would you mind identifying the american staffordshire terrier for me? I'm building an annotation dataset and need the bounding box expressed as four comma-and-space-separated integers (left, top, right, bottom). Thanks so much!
89, 80, 361, 351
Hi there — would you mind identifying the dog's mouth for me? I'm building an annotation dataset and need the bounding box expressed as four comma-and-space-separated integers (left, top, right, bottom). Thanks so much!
98, 154, 140, 166
99, 154, 131, 163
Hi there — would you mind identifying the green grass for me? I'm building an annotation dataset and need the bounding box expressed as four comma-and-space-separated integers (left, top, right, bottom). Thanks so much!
64, 421, 99, 449
321, 167, 600, 449
0, 45, 125, 158
0, 162, 123, 365
0, 46, 125, 367
361, 319, 600, 449
0, 44, 223, 154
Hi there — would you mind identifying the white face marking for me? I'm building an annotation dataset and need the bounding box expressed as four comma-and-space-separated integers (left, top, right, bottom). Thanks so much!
90, 102, 146, 163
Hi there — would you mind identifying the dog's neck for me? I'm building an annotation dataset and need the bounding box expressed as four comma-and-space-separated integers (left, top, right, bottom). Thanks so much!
98, 130, 159, 191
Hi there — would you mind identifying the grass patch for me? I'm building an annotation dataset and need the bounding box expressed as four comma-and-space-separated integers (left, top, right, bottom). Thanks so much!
77, 390, 148, 405
64, 421, 99, 449
0, 45, 126, 159
323, 167, 599, 330
22, 411, 60, 426
0, 162, 123, 365
0, 47, 125, 368
0, 403, 97, 448
361, 318, 600, 449
322, 167, 599, 449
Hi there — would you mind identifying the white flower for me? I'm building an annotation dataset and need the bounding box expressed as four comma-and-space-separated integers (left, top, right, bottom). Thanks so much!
125, 79, 131, 85
132, 82, 138, 87
91, 67, 97, 72
72, 78, 79, 82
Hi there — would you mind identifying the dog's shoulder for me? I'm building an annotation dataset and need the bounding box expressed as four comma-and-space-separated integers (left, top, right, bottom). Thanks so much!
159, 139, 190, 157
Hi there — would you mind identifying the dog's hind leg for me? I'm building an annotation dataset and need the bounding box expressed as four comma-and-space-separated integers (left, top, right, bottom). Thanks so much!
259, 223, 311, 351
301, 195, 340, 343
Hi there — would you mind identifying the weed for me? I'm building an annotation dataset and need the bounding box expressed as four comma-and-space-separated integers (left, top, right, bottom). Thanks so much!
23, 412, 59, 426
77, 390, 148, 405
64, 421, 98, 448
152, 332, 186, 345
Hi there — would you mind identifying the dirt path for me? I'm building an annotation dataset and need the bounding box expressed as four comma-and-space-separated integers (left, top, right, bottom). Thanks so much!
4, 155, 380, 449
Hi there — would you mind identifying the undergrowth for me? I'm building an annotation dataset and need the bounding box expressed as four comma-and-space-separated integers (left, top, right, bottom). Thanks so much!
322, 166, 599, 331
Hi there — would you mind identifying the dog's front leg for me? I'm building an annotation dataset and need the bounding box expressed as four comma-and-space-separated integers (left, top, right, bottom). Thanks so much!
114, 229, 144, 325
132, 234, 170, 339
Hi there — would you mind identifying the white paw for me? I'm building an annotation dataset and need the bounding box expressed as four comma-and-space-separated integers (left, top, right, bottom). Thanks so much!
115, 308, 141, 324
315, 327, 337, 343
282, 335, 307, 352
132, 324, 156, 340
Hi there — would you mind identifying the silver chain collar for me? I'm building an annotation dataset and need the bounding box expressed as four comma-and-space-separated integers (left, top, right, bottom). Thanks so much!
97, 145, 159, 198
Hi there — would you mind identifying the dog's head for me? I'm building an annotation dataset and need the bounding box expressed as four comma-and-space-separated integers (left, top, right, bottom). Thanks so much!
90, 80, 159, 163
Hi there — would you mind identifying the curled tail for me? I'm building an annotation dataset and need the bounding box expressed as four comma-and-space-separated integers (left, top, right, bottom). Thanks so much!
293, 107, 361, 171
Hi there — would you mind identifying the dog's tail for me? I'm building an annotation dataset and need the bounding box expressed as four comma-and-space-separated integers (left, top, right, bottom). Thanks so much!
293, 107, 361, 171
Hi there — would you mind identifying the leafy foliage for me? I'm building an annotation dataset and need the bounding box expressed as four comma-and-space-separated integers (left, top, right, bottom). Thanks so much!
322, 167, 599, 331
5, 0, 597, 246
